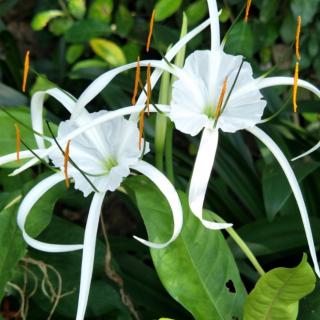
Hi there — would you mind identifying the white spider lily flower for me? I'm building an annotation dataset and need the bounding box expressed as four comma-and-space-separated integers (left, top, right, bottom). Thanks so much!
168, 0, 320, 276
0, 92, 183, 320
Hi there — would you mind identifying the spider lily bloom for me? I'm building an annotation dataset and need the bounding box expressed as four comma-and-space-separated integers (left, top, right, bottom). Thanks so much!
0, 90, 183, 320
169, 0, 320, 276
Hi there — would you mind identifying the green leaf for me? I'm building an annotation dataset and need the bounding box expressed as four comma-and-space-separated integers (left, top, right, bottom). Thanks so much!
262, 161, 320, 221
0, 83, 28, 106
66, 44, 85, 64
299, 282, 320, 319
90, 38, 126, 66
0, 200, 26, 300
290, 0, 320, 26
49, 17, 73, 35
69, 59, 108, 79
31, 10, 64, 31
64, 20, 111, 43
244, 254, 316, 320
88, 0, 113, 23
68, 0, 86, 19
185, 0, 208, 27
224, 21, 255, 58
260, 0, 280, 23
115, 5, 134, 37
124, 176, 247, 320
29, 74, 56, 96
154, 0, 183, 22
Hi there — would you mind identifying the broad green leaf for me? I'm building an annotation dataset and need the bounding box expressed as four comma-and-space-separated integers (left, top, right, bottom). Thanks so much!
260, 0, 280, 23
290, 0, 320, 26
244, 254, 316, 320
125, 176, 246, 320
68, 0, 86, 19
0, 83, 27, 106
155, 0, 183, 22
69, 59, 108, 79
88, 0, 113, 23
49, 17, 73, 35
299, 282, 320, 319
115, 5, 134, 37
64, 20, 111, 43
66, 44, 85, 64
31, 10, 64, 31
262, 161, 320, 221
90, 38, 126, 66
0, 200, 26, 300
224, 21, 255, 58
280, 13, 295, 44
185, 0, 208, 27
29, 75, 56, 96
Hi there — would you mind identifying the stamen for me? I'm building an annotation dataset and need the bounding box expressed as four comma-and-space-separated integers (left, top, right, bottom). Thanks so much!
139, 111, 145, 150
22, 50, 30, 93
146, 63, 152, 115
244, 0, 252, 23
295, 16, 301, 61
215, 77, 228, 119
293, 62, 299, 113
131, 56, 141, 106
15, 124, 21, 162
64, 140, 71, 189
146, 9, 156, 52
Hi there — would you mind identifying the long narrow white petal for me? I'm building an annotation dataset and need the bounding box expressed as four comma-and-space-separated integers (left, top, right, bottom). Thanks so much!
0, 150, 42, 166
17, 172, 83, 252
189, 128, 232, 229
207, 0, 220, 50
248, 126, 320, 277
11, 104, 171, 176
130, 160, 183, 248
31, 88, 76, 150
292, 141, 320, 161
76, 192, 105, 320
255, 77, 320, 97
73, 61, 179, 117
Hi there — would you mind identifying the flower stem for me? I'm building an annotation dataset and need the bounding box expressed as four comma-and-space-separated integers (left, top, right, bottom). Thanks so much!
212, 213, 266, 276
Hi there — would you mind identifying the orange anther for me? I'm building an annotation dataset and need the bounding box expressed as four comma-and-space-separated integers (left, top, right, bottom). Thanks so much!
244, 0, 252, 23
15, 124, 20, 162
293, 62, 299, 113
138, 110, 145, 150
131, 56, 141, 106
22, 50, 30, 93
215, 77, 228, 118
146, 9, 156, 52
295, 16, 302, 61
146, 63, 152, 114
64, 140, 71, 189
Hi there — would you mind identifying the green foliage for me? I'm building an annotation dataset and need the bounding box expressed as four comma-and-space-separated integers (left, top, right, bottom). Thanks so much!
244, 254, 316, 320
31, 10, 64, 30
155, 0, 183, 22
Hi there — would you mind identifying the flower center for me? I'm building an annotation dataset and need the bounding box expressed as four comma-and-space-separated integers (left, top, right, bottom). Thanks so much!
104, 157, 118, 173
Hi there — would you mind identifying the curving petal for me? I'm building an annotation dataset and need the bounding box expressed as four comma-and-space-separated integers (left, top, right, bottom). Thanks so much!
76, 192, 106, 320
188, 128, 232, 229
0, 150, 42, 166
17, 172, 83, 252
207, 0, 220, 51
248, 126, 320, 277
31, 88, 76, 150
130, 160, 183, 248
10, 104, 171, 176
255, 76, 320, 98
292, 141, 320, 161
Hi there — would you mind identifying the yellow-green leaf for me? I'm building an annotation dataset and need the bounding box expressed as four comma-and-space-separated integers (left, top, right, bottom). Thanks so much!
90, 38, 126, 66
31, 10, 64, 31
68, 0, 86, 19
66, 44, 85, 64
155, 0, 183, 21
244, 254, 316, 320
88, 0, 113, 23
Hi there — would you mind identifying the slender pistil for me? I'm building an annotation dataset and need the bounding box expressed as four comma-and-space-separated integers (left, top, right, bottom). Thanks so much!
215, 77, 228, 119
244, 0, 252, 23
22, 50, 30, 93
293, 16, 301, 113
15, 124, 21, 162
146, 9, 156, 52
64, 140, 71, 189
146, 63, 152, 115
131, 56, 141, 106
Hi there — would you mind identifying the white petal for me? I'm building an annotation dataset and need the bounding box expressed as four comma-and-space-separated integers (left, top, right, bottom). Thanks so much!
255, 76, 320, 97
0, 150, 42, 166
10, 104, 171, 176
292, 141, 320, 161
130, 160, 183, 248
31, 88, 76, 150
207, 0, 220, 51
188, 128, 232, 229
76, 192, 106, 320
17, 172, 83, 252
248, 126, 320, 277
